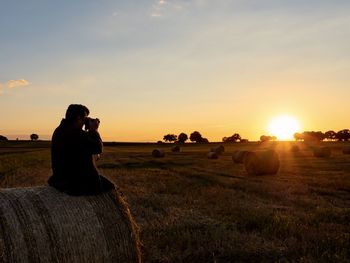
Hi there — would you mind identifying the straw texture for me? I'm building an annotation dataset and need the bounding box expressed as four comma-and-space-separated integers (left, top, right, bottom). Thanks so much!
0, 186, 141, 263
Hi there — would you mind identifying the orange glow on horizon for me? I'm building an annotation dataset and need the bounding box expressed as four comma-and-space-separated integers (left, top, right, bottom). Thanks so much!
268, 115, 301, 141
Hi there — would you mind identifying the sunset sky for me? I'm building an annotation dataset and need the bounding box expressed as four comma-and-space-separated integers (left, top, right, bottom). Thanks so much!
1, 1, 349, 142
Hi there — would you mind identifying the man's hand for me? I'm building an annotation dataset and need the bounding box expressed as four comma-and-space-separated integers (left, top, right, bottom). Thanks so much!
89, 118, 100, 131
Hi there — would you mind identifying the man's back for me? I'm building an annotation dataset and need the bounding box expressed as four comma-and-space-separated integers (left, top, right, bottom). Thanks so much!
49, 119, 103, 194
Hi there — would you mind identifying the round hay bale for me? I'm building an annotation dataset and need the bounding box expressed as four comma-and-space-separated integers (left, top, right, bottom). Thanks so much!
342, 146, 350, 155
0, 186, 141, 263
207, 152, 218, 159
210, 145, 225, 155
232, 150, 249, 164
244, 150, 280, 175
152, 149, 165, 158
313, 147, 331, 158
171, 145, 180, 152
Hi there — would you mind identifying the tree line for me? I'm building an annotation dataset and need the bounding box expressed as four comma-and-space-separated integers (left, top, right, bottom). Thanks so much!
162, 131, 209, 144
294, 129, 350, 142
0, 134, 39, 141
162, 132, 249, 143
162, 129, 350, 143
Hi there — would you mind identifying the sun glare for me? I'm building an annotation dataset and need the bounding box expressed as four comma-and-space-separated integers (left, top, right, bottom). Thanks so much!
268, 115, 301, 140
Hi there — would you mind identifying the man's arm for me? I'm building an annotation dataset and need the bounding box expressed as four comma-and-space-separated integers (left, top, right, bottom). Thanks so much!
84, 130, 103, 154
83, 117, 103, 154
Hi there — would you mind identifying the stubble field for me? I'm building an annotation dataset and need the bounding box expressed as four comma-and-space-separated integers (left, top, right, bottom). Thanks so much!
0, 141, 349, 262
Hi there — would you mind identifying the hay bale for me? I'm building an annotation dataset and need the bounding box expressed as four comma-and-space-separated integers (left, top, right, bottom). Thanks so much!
232, 150, 249, 164
152, 149, 165, 158
171, 145, 180, 152
0, 186, 141, 263
244, 150, 280, 175
342, 146, 350, 154
207, 152, 218, 159
313, 147, 331, 158
210, 145, 225, 155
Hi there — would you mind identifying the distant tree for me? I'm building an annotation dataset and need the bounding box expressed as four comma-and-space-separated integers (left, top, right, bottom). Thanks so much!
294, 132, 303, 141
222, 133, 241, 143
301, 131, 325, 142
0, 135, 8, 141
30, 133, 39, 141
260, 135, 273, 142
190, 131, 203, 143
336, 129, 350, 141
200, 138, 209, 143
325, 130, 337, 141
157, 140, 163, 144
240, 139, 249, 143
163, 134, 177, 143
177, 133, 188, 143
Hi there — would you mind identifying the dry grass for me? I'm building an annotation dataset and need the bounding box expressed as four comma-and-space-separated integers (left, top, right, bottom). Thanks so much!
0, 141, 350, 262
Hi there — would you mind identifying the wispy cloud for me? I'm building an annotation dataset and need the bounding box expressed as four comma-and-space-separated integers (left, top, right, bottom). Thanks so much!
0, 79, 29, 95
150, 0, 172, 18
150, 0, 186, 18
6, 79, 29, 88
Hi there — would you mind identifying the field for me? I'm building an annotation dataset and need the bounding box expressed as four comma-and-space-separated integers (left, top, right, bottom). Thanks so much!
0, 141, 349, 262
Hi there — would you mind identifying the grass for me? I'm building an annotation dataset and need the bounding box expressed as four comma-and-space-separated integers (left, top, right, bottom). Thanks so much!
0, 141, 349, 262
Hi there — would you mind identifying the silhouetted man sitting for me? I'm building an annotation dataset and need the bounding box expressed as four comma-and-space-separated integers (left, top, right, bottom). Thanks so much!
48, 104, 114, 195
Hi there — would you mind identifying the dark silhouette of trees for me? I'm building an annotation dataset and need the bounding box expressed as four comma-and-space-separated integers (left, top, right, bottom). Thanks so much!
189, 131, 209, 143
177, 133, 188, 143
161, 128, 350, 144
260, 135, 276, 142
0, 135, 8, 141
336, 129, 350, 141
200, 138, 209, 143
294, 132, 303, 141
30, 134, 39, 141
222, 133, 241, 143
303, 131, 325, 142
163, 134, 177, 143
294, 131, 325, 142
325, 130, 337, 141
190, 131, 202, 143
295, 129, 350, 142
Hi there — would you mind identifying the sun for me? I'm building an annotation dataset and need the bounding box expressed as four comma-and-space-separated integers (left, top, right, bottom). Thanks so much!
268, 115, 301, 140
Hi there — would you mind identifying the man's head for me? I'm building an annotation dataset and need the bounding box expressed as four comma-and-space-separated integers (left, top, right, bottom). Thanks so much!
65, 104, 89, 128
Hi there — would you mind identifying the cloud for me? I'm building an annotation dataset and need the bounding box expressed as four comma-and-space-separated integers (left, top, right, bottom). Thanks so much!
150, 0, 186, 18
150, 0, 167, 18
6, 79, 29, 88
151, 13, 162, 17
0, 79, 29, 95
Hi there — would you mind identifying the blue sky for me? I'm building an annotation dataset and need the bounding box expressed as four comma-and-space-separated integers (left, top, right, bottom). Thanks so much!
1, 0, 349, 141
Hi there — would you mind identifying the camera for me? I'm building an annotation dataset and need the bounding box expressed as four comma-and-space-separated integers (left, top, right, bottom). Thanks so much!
84, 117, 100, 130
